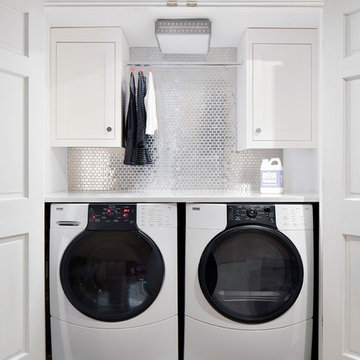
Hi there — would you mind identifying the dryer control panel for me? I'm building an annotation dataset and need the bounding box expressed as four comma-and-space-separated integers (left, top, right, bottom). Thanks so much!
227, 204, 276, 228
87, 204, 137, 230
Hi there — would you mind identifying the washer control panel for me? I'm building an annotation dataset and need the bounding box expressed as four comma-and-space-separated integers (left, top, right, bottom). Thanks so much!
137, 204, 176, 228
87, 204, 137, 230
227, 204, 276, 228
275, 204, 313, 230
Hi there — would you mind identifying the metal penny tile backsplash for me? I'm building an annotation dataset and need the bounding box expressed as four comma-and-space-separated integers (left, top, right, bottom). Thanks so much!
67, 48, 282, 193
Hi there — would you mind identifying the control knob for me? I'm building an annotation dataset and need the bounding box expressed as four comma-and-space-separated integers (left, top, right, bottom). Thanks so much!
246, 208, 258, 218
106, 209, 117, 217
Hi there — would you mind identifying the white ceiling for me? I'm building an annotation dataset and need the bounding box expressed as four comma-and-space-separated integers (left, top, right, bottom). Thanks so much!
45, 3, 322, 48
46, 0, 323, 2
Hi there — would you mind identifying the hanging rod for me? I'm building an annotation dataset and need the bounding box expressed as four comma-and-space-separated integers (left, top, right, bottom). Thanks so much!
126, 62, 243, 68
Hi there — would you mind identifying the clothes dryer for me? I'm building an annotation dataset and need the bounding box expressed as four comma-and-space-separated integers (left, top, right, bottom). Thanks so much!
50, 203, 177, 360
185, 203, 313, 360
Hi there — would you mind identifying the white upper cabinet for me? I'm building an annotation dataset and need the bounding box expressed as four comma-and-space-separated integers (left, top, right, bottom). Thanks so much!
51, 27, 129, 147
237, 28, 318, 150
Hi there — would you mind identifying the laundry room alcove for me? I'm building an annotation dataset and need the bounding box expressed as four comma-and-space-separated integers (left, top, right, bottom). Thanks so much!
43, 3, 321, 360
45, 3, 320, 196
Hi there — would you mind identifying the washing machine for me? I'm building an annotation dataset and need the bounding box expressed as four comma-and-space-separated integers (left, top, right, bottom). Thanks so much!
50, 203, 178, 360
185, 203, 313, 360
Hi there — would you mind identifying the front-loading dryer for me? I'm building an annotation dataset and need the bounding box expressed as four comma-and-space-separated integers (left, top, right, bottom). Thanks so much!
185, 203, 313, 360
50, 203, 177, 360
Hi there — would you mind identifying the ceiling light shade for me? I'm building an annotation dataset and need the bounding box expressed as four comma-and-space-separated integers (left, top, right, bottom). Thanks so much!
155, 19, 211, 54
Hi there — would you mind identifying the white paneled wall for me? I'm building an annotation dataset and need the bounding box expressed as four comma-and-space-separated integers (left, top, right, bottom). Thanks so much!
345, 236, 360, 356
0, 71, 27, 198
0, 235, 28, 359
0, 3, 28, 56
346, 77, 360, 196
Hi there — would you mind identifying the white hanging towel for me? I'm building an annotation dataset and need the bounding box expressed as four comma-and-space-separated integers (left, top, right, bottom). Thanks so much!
145, 71, 158, 135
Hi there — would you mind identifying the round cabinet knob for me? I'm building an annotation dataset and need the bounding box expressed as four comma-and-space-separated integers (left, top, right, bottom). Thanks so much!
255, 128, 262, 134
106, 127, 112, 132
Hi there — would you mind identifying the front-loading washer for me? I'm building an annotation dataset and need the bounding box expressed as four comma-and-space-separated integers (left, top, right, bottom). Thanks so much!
50, 203, 177, 360
185, 203, 313, 360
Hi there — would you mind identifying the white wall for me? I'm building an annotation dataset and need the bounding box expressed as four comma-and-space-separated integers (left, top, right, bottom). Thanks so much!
283, 149, 319, 193
44, 5, 321, 48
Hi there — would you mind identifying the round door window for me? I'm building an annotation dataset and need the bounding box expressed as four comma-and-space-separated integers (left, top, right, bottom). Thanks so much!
60, 230, 164, 322
198, 225, 304, 324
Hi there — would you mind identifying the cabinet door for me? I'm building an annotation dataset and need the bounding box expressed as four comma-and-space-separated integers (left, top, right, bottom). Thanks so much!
51, 28, 128, 147
322, 1, 360, 359
0, 0, 45, 359
253, 43, 312, 142
237, 28, 318, 150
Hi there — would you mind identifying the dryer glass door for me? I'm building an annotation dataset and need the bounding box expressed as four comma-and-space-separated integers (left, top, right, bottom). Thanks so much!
198, 225, 303, 323
60, 230, 164, 322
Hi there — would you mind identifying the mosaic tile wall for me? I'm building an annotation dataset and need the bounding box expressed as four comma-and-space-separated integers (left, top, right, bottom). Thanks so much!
68, 48, 282, 193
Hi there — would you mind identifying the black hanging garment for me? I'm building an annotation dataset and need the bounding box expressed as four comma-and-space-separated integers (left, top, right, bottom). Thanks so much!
131, 71, 152, 165
123, 72, 137, 165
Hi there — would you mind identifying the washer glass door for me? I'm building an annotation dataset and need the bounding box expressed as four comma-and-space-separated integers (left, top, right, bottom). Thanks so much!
198, 225, 303, 323
60, 230, 164, 322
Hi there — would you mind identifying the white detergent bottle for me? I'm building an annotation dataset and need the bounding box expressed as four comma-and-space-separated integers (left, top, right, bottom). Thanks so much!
260, 158, 283, 194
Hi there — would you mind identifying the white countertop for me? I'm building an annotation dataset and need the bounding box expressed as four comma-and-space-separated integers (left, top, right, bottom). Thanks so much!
45, 191, 319, 203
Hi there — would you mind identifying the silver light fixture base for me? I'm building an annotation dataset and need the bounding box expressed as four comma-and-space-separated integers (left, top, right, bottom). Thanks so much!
155, 18, 211, 54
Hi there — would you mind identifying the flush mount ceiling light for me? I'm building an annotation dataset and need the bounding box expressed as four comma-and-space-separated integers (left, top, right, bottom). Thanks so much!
155, 19, 211, 54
